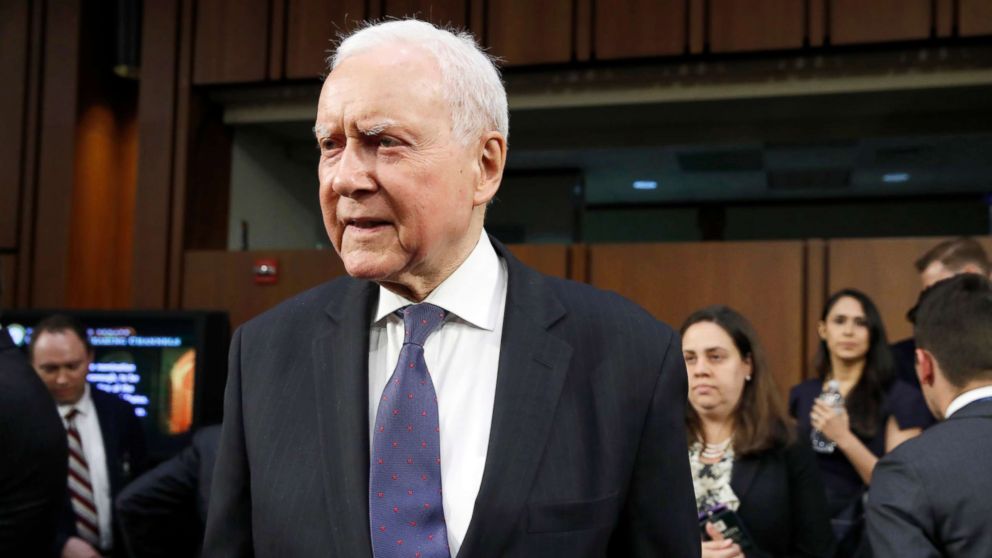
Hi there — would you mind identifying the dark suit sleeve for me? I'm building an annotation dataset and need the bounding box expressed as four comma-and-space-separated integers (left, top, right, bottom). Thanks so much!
202, 327, 254, 557
123, 403, 148, 482
866, 454, 941, 558
116, 442, 201, 558
610, 332, 700, 558
785, 442, 836, 558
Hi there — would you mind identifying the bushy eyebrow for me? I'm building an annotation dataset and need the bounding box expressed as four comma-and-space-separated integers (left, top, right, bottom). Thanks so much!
313, 119, 398, 140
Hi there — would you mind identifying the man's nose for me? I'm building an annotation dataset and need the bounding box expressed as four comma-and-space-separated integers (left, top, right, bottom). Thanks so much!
330, 141, 376, 198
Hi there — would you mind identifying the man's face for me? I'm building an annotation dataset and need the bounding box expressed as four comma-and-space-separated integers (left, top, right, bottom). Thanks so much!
314, 45, 489, 296
31, 330, 92, 405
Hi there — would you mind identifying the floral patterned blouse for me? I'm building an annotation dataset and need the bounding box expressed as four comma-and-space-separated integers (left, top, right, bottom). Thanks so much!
689, 441, 740, 514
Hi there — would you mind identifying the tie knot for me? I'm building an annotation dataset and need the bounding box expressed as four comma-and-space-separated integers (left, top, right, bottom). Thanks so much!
401, 303, 446, 347
65, 408, 80, 422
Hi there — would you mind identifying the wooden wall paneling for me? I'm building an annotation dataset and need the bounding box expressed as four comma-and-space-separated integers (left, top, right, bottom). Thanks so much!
960, 0, 992, 36
803, 239, 826, 379
182, 250, 348, 330
823, 237, 992, 344
169, 0, 198, 309
132, 0, 180, 309
191, 0, 269, 84
1, 255, 15, 309
568, 244, 588, 283
709, 0, 805, 53
574, 0, 592, 61
15, 0, 43, 308
183, 101, 232, 251
0, 0, 29, 250
66, 1, 139, 309
381, 0, 468, 28
935, 0, 954, 37
269, 0, 287, 79
593, 0, 685, 60
689, 0, 706, 54
469, 0, 484, 42
589, 242, 808, 398
31, 0, 82, 308
809, 0, 826, 46
487, 0, 573, 66
829, 0, 931, 45
505, 244, 568, 279
285, 0, 368, 80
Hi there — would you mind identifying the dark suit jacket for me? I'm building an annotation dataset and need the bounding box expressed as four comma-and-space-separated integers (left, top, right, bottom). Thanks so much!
867, 398, 992, 558
889, 338, 919, 388
57, 387, 147, 554
732, 441, 835, 558
203, 238, 699, 558
0, 329, 68, 558
117, 424, 221, 558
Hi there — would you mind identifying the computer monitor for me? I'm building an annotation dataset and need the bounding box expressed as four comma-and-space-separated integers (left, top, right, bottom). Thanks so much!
2, 310, 229, 459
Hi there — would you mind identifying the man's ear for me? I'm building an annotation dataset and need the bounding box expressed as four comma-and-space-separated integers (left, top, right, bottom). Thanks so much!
473, 132, 506, 207
916, 348, 936, 387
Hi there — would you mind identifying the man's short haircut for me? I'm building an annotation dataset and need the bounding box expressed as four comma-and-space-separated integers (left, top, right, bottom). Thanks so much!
328, 19, 509, 143
914, 237, 990, 275
29, 314, 93, 358
911, 273, 992, 388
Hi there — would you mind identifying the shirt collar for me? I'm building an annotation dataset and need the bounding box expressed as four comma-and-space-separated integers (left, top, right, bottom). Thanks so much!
58, 383, 94, 419
374, 229, 503, 331
945, 384, 992, 418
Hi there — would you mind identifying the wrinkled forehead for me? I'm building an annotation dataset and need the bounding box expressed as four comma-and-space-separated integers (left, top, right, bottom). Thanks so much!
316, 46, 448, 133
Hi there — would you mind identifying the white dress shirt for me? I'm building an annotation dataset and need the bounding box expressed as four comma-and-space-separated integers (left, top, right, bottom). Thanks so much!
369, 230, 507, 557
59, 384, 113, 551
944, 384, 992, 418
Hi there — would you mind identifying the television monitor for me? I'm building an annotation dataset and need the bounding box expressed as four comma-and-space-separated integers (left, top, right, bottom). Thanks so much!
1, 310, 229, 460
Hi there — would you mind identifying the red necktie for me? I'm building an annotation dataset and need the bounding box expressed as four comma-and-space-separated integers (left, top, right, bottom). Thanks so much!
65, 408, 101, 546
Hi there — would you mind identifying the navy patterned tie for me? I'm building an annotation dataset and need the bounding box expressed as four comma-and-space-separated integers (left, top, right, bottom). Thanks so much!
370, 303, 450, 558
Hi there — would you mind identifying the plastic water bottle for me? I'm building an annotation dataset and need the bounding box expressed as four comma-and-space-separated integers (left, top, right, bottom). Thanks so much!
811, 380, 843, 454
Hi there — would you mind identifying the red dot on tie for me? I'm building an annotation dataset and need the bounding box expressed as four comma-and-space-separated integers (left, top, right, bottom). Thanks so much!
397, 539, 403, 545
409, 362, 415, 368
436, 457, 441, 464
421, 411, 427, 416
377, 491, 384, 498
379, 525, 386, 532
424, 504, 430, 510
392, 441, 398, 448
391, 474, 398, 481
393, 506, 399, 513
421, 319, 427, 325
406, 424, 413, 432
393, 409, 400, 416
378, 426, 385, 432
435, 426, 440, 432
427, 533, 434, 540
421, 474, 427, 481
416, 552, 422, 558
406, 458, 413, 464
377, 458, 383, 465
408, 521, 417, 527
420, 380, 426, 385
407, 393, 414, 399
421, 441, 427, 448
407, 489, 414, 495
382, 395, 388, 401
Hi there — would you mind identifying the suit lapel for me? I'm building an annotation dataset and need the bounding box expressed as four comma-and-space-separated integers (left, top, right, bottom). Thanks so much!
457, 240, 572, 558
729, 455, 761, 503
311, 278, 377, 558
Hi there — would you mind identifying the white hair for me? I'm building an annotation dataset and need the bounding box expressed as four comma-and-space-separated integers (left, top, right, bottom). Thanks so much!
329, 19, 509, 143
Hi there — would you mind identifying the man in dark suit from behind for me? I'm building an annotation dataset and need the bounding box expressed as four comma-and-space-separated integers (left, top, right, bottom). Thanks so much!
203, 19, 698, 558
30, 315, 147, 558
867, 273, 992, 557
890, 237, 991, 388
0, 321, 68, 557
116, 424, 221, 558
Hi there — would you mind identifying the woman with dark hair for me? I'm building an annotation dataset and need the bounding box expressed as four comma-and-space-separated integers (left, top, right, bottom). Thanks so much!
789, 289, 933, 556
683, 305, 834, 558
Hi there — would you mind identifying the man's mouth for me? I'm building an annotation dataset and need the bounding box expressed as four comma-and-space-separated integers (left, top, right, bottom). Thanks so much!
346, 218, 390, 230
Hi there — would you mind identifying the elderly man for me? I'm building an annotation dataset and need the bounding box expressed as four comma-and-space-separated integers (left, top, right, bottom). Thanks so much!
867, 274, 992, 557
203, 20, 697, 558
